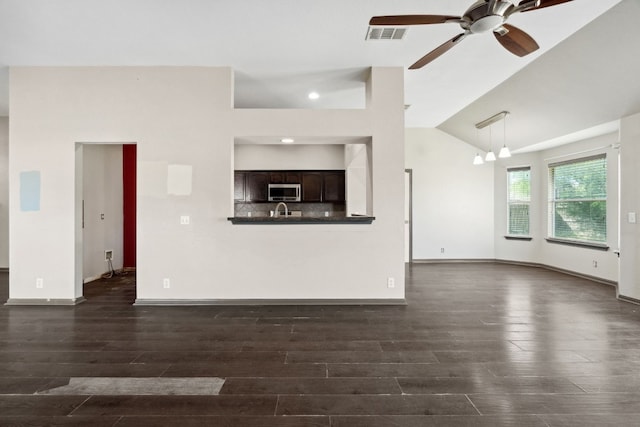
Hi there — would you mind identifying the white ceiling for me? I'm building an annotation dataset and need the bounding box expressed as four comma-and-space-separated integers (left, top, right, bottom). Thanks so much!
0, 0, 631, 152
440, 0, 640, 152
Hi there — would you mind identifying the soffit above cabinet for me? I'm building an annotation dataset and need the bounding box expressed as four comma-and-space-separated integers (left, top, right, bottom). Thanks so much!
234, 136, 371, 145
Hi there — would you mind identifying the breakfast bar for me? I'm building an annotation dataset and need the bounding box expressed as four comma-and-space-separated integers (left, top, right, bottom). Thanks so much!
227, 215, 375, 224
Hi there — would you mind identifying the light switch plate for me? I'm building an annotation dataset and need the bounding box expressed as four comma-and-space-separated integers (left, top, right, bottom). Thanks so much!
180, 215, 190, 225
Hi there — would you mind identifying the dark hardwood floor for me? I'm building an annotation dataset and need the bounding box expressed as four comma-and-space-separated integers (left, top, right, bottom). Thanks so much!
1, 263, 640, 426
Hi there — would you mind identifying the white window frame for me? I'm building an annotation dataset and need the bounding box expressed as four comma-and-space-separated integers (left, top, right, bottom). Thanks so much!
547, 154, 607, 247
507, 166, 531, 237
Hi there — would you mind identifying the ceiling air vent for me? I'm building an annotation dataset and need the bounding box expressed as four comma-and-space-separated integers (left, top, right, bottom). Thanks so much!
365, 27, 407, 41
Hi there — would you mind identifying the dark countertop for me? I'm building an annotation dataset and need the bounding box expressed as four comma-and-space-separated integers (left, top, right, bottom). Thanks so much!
227, 216, 375, 225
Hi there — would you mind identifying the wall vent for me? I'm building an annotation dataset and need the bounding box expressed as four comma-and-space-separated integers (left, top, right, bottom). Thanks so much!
365, 27, 407, 41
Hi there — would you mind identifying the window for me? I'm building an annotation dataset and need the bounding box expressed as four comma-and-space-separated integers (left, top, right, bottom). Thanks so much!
548, 155, 606, 244
507, 167, 531, 236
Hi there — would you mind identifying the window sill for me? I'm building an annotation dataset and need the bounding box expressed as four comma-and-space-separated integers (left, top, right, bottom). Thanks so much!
545, 238, 609, 251
504, 235, 533, 241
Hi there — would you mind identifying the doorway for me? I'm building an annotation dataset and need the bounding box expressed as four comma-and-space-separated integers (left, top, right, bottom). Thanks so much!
75, 143, 136, 301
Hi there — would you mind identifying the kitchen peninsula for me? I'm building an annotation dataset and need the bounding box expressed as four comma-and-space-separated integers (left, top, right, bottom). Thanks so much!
228, 216, 374, 224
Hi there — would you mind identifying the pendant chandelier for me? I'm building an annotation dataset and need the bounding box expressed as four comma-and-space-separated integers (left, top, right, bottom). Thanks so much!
473, 111, 511, 164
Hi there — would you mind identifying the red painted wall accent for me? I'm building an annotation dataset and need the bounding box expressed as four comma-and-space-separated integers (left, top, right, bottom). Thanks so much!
123, 144, 136, 268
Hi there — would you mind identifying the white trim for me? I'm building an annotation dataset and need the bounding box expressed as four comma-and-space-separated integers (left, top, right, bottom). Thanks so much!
134, 298, 407, 306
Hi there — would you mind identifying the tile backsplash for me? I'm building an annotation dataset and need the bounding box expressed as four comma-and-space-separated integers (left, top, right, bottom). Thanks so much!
235, 202, 345, 218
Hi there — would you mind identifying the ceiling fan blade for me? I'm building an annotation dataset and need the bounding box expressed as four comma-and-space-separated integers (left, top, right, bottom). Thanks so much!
494, 24, 539, 57
520, 0, 574, 12
369, 15, 461, 26
409, 33, 467, 70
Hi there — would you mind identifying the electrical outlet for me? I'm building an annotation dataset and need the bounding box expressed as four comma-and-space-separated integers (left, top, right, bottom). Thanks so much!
36, 278, 43, 289
440, 248, 445, 253
387, 277, 395, 288
180, 215, 190, 225
593, 260, 598, 268
163, 278, 171, 288
105, 250, 113, 261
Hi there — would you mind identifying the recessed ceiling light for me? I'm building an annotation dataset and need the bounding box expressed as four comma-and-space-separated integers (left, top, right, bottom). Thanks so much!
308, 91, 320, 100
281, 138, 294, 144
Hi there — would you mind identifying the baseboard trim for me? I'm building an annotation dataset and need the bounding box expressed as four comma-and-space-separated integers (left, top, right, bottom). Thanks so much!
83, 270, 127, 283
618, 294, 640, 306
83, 274, 104, 284
134, 298, 407, 306
412, 258, 618, 287
412, 258, 633, 304
539, 265, 617, 287
5, 296, 86, 306
495, 259, 618, 287
412, 258, 496, 264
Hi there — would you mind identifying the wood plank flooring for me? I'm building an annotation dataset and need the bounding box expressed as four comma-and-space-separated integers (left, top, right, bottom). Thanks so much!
1, 263, 640, 426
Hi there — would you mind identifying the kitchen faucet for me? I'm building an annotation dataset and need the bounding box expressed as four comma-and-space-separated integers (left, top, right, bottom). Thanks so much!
274, 202, 288, 217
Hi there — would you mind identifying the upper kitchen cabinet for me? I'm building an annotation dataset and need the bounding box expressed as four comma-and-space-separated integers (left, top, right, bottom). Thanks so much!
236, 170, 345, 203
270, 172, 301, 184
245, 172, 269, 202
323, 172, 345, 203
234, 172, 246, 202
302, 172, 323, 202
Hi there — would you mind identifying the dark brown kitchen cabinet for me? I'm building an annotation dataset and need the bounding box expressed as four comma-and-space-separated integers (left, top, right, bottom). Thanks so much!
245, 172, 269, 202
323, 172, 345, 203
270, 172, 301, 184
302, 172, 323, 202
270, 172, 284, 184
235, 170, 344, 203
285, 172, 301, 184
234, 172, 246, 202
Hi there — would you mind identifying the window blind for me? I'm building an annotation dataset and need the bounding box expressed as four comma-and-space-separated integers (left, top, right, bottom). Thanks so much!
548, 155, 606, 243
507, 167, 531, 236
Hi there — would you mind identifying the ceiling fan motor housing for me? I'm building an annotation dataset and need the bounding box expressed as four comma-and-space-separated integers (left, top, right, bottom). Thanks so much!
463, 0, 514, 33
469, 15, 505, 33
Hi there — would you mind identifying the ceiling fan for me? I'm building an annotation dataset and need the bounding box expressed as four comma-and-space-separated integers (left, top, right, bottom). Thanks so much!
369, 0, 574, 69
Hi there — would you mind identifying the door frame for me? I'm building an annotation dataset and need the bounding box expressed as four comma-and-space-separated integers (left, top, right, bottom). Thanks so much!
405, 168, 413, 264
75, 141, 136, 301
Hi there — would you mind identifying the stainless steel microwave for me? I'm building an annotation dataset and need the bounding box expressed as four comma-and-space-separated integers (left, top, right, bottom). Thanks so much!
268, 184, 301, 202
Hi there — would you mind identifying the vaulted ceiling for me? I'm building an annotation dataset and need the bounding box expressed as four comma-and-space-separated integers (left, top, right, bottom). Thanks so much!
0, 0, 635, 152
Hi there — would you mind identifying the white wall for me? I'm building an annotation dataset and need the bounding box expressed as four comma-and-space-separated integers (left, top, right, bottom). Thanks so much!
619, 112, 640, 300
235, 144, 344, 170
345, 143, 369, 216
494, 132, 619, 282
82, 144, 123, 282
405, 128, 495, 260
0, 117, 7, 268
493, 151, 541, 263
9, 66, 405, 303
405, 126, 620, 284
